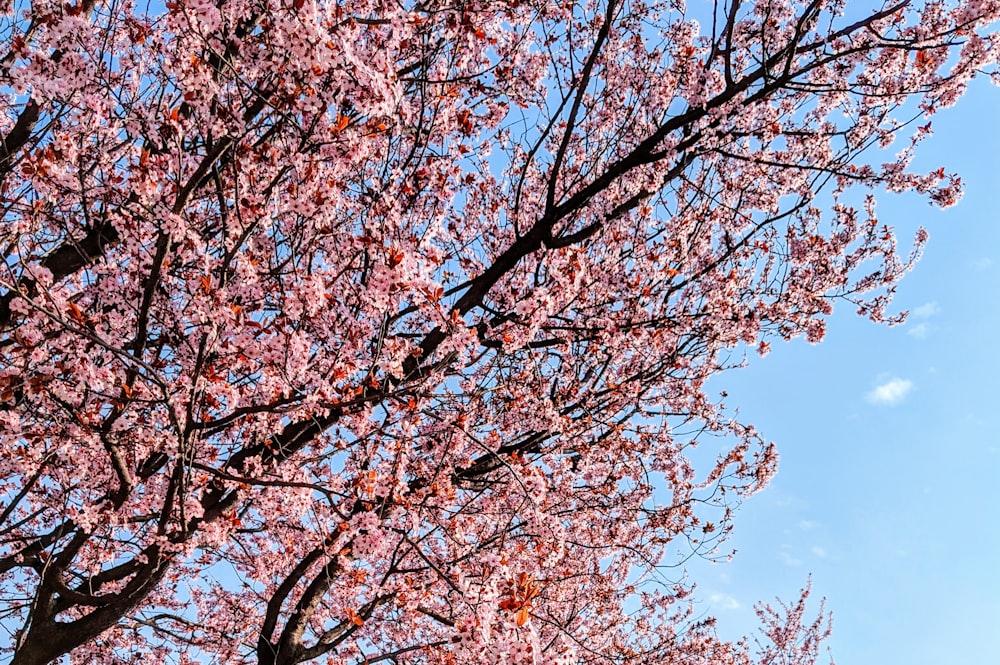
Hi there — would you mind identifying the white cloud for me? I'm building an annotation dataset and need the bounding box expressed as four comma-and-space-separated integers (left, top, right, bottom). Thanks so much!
708, 593, 741, 610
906, 303, 938, 338
971, 257, 993, 271
779, 550, 802, 567
811, 545, 828, 558
911, 302, 940, 319
866, 378, 913, 406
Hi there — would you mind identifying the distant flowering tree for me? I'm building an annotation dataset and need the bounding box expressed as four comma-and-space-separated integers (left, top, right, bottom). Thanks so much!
0, 0, 996, 663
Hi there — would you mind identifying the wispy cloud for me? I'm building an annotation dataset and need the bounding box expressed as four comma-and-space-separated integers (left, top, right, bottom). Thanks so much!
779, 550, 802, 567
971, 257, 993, 271
708, 593, 741, 610
866, 377, 913, 406
911, 301, 940, 319
811, 545, 828, 558
907, 322, 930, 339
907, 302, 939, 338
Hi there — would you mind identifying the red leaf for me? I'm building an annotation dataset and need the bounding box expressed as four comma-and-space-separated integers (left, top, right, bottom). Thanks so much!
387, 247, 404, 268
67, 301, 87, 325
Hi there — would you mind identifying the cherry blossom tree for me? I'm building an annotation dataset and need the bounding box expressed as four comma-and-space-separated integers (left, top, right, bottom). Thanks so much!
1, 0, 996, 663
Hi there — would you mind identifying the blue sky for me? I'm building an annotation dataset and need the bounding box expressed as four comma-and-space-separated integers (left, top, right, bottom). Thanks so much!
685, 78, 1000, 663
